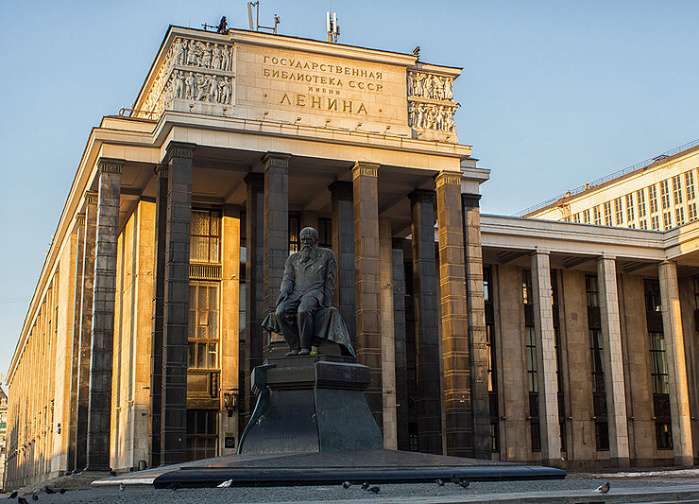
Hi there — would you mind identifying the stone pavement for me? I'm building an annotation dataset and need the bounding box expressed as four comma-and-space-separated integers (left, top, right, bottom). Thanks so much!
5, 469, 699, 503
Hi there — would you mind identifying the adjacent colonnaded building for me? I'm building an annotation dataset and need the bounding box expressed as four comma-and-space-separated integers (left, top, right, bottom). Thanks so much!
7, 24, 699, 489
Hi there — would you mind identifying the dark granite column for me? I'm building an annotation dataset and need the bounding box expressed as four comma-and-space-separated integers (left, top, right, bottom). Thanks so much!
329, 181, 356, 347
244, 172, 265, 417
67, 213, 85, 472
352, 162, 383, 427
263, 153, 290, 348
435, 171, 470, 457
149, 164, 167, 468
462, 193, 491, 459
161, 142, 195, 465
409, 190, 443, 454
86, 158, 123, 471
75, 192, 97, 471
391, 239, 409, 451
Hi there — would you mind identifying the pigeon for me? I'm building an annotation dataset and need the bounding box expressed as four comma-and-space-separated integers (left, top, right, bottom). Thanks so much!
217, 479, 233, 488
30, 494, 38, 502
109, 471, 117, 477
361, 482, 370, 490
595, 482, 610, 493
43, 488, 54, 495
435, 478, 444, 486
341, 481, 351, 489
368, 486, 380, 494
16, 498, 27, 504
8, 491, 18, 499
58, 490, 67, 495
119, 484, 125, 492
451, 475, 470, 488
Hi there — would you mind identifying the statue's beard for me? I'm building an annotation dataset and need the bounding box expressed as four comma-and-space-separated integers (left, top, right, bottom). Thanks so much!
300, 244, 317, 263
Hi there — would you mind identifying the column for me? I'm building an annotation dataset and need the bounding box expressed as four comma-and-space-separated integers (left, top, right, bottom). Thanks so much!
75, 192, 97, 472
352, 162, 383, 426
263, 153, 290, 348
67, 213, 85, 472
379, 218, 397, 449
659, 260, 694, 467
597, 256, 630, 467
86, 158, 123, 471
244, 173, 265, 418
392, 239, 409, 451
530, 250, 561, 467
149, 164, 167, 467
329, 181, 356, 347
161, 142, 194, 465
462, 193, 491, 459
435, 171, 470, 456
409, 189, 443, 454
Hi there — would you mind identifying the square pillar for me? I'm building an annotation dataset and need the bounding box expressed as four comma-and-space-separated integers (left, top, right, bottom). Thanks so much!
530, 250, 561, 467
409, 189, 443, 454
597, 256, 630, 467
149, 164, 167, 467
329, 181, 356, 347
161, 142, 194, 465
67, 213, 85, 472
462, 192, 491, 459
75, 192, 97, 471
435, 171, 470, 457
659, 260, 694, 467
86, 158, 123, 471
263, 153, 290, 347
244, 173, 265, 419
352, 162, 383, 426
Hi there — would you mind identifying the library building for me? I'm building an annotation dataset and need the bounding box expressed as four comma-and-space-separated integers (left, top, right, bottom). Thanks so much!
6, 23, 699, 489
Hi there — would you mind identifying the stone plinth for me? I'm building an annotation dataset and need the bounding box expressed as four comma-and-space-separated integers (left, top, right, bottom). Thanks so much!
238, 354, 383, 455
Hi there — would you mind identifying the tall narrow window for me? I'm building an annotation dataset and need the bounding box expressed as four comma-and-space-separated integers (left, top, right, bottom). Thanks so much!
676, 207, 685, 226
318, 217, 332, 248
672, 175, 683, 205
573, 213, 581, 224
660, 180, 670, 210
188, 282, 220, 369
637, 188, 647, 218
663, 211, 673, 230
651, 215, 660, 230
649, 184, 659, 214
288, 215, 300, 253
689, 202, 698, 222
484, 267, 499, 453
604, 201, 612, 226
583, 209, 590, 224
523, 270, 540, 452
614, 198, 624, 225
586, 275, 609, 451
626, 193, 635, 222
686, 171, 696, 201
186, 410, 219, 461
593, 206, 601, 226
191, 210, 221, 263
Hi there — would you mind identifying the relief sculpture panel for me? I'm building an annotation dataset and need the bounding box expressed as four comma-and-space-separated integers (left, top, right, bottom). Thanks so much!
407, 70, 459, 142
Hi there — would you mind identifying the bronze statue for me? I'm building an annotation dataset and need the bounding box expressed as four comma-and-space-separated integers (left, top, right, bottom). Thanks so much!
263, 227, 354, 357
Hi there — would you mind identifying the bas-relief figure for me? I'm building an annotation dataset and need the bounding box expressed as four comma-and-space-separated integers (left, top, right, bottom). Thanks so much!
262, 227, 355, 357
407, 71, 457, 132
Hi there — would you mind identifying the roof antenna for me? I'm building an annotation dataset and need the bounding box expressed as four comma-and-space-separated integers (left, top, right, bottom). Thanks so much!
248, 1, 281, 34
326, 11, 340, 43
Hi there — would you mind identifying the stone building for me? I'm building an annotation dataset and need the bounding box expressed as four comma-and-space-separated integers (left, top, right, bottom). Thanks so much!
5, 25, 699, 489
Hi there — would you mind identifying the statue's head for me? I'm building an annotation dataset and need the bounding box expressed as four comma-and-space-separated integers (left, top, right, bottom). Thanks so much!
299, 227, 319, 247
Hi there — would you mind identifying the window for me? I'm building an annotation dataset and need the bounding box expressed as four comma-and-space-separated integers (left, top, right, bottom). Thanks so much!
188, 282, 219, 369
318, 217, 332, 248
186, 409, 219, 461
484, 267, 499, 453
649, 184, 658, 214
603, 201, 612, 226
614, 198, 624, 225
522, 270, 540, 452
637, 188, 647, 218
649, 332, 673, 450
663, 211, 672, 230
573, 213, 581, 224
686, 171, 696, 201
590, 329, 609, 451
639, 219, 647, 230
593, 206, 601, 225
289, 215, 300, 253
191, 210, 221, 263
626, 193, 634, 222
672, 175, 683, 205
660, 180, 670, 209
583, 209, 590, 224
522, 270, 532, 305
693, 277, 699, 310
651, 215, 660, 230
689, 202, 698, 222
585, 275, 599, 307
676, 207, 685, 226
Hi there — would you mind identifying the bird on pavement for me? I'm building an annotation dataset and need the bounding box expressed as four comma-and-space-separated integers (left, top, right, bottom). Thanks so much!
58, 489, 67, 495
7, 491, 18, 499
16, 498, 27, 504
595, 482, 610, 493
451, 475, 470, 488
341, 481, 351, 489
368, 486, 380, 494
361, 482, 370, 490
30, 493, 38, 502
119, 484, 125, 492
435, 478, 444, 486
217, 479, 233, 488
43, 487, 54, 495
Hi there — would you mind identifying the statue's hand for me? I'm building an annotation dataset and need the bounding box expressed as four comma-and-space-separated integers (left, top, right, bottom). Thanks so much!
275, 292, 288, 307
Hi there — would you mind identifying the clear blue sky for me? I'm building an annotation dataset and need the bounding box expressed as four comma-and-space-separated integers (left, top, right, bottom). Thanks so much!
1, 0, 699, 377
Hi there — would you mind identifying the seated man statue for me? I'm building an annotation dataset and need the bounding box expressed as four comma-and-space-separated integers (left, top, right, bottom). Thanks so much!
265, 227, 354, 357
